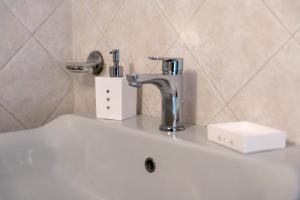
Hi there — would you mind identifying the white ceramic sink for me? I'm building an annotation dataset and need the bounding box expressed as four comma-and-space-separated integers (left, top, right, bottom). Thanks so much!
0, 115, 299, 200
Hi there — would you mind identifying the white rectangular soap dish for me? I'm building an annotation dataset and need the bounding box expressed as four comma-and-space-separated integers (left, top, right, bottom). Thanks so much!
207, 121, 287, 154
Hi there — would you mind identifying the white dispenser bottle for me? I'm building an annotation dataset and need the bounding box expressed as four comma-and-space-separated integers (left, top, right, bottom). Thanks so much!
95, 49, 137, 120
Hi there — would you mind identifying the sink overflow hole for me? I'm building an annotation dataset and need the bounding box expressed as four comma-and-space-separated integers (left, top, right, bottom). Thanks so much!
144, 157, 156, 173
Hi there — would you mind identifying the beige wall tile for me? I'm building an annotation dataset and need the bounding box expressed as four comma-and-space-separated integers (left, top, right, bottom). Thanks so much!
0, 38, 72, 128
72, 0, 103, 60
35, 0, 73, 61
0, 105, 24, 133
155, 0, 205, 34
83, 0, 125, 33
73, 73, 96, 117
0, 0, 72, 133
294, 30, 300, 44
230, 39, 300, 143
141, 101, 152, 116
46, 90, 73, 123
264, 0, 300, 33
181, 0, 289, 100
141, 85, 161, 117
0, 1, 30, 70
209, 106, 237, 124
2, 0, 63, 33
104, 0, 177, 73
71, 0, 106, 116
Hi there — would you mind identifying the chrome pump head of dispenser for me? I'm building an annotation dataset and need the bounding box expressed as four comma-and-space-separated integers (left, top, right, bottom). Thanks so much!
109, 49, 123, 77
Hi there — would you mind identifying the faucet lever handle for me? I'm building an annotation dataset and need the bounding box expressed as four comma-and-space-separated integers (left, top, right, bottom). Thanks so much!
148, 56, 164, 61
148, 56, 183, 75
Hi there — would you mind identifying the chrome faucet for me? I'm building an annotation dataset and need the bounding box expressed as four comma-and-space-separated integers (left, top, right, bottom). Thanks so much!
126, 57, 185, 132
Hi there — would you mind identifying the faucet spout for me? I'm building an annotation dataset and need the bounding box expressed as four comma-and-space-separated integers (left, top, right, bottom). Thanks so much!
126, 73, 184, 132
126, 74, 143, 87
127, 74, 174, 91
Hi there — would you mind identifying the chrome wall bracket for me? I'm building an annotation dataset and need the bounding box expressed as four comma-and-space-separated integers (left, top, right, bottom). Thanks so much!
65, 51, 104, 75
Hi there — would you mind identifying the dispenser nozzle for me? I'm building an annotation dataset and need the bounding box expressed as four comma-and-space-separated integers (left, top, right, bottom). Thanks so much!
109, 49, 123, 77
110, 49, 119, 67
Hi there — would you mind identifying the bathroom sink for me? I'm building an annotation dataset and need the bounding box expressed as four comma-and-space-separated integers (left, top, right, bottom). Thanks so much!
0, 115, 299, 200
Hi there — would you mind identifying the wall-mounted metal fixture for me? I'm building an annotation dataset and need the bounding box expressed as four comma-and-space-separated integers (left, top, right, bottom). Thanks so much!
65, 51, 104, 75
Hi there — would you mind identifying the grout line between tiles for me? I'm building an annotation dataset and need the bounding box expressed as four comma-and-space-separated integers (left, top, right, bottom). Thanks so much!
205, 104, 226, 124
292, 26, 300, 36
0, 0, 72, 129
141, 100, 151, 116
0, 35, 32, 73
79, 0, 105, 37
72, 0, 109, 61
0, 103, 27, 129
32, 0, 65, 35
154, 0, 206, 36
183, 0, 207, 30
294, 38, 300, 47
204, 104, 227, 125
226, 37, 292, 105
292, 27, 300, 47
3, 0, 64, 36
102, 0, 126, 36
183, 42, 228, 104
206, 104, 239, 125
80, 0, 126, 36
94, 35, 112, 53
0, 36, 74, 129
1, 0, 32, 34
88, 0, 126, 49
227, 104, 240, 120
101, 35, 113, 51
33, 0, 74, 79
260, 0, 293, 36
177, 0, 295, 113
0, 0, 67, 73
33, 36, 73, 80
153, 0, 179, 38
92, 36, 107, 54
156, 0, 228, 107
42, 87, 73, 125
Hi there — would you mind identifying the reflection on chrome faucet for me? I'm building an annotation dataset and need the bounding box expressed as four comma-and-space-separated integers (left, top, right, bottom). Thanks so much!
126, 57, 184, 132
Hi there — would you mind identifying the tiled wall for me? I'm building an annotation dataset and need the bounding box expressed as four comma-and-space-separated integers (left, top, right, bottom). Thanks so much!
1, 0, 300, 144
72, 0, 300, 144
0, 0, 73, 132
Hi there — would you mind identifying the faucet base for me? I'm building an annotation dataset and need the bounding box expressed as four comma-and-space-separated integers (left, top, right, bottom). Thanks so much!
160, 125, 185, 132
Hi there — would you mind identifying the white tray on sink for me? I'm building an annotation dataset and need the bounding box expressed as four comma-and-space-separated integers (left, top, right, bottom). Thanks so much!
207, 121, 287, 154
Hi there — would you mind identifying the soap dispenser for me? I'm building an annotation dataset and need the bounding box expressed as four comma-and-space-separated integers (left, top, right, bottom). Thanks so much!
109, 49, 123, 77
95, 49, 137, 120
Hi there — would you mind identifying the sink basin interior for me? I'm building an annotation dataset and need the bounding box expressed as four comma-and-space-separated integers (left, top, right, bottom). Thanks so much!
0, 115, 299, 200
